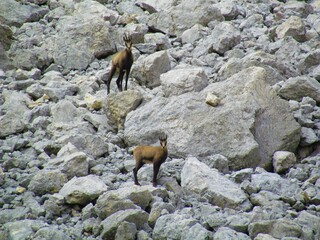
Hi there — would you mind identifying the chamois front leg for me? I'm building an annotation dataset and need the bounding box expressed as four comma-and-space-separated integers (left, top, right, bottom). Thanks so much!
152, 162, 161, 187
133, 161, 144, 186
124, 68, 131, 91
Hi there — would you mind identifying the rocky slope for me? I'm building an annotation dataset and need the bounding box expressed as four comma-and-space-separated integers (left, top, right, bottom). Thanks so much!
0, 0, 320, 239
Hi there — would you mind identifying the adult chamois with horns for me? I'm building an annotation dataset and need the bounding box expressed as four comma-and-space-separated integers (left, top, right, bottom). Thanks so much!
105, 33, 133, 94
133, 134, 168, 187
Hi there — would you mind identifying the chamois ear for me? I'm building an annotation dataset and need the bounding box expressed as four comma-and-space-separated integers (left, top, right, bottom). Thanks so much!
159, 133, 168, 142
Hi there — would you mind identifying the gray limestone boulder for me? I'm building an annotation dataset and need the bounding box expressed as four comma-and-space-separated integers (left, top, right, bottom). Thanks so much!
181, 157, 252, 211
153, 213, 198, 240
272, 151, 297, 174
52, 0, 119, 72
148, 0, 223, 36
59, 175, 108, 205
104, 90, 143, 130
276, 16, 307, 42
278, 76, 320, 103
210, 22, 241, 55
0, 0, 48, 27
213, 227, 250, 240
28, 169, 67, 196
160, 67, 209, 97
100, 209, 148, 240
248, 219, 302, 239
131, 50, 171, 89
125, 67, 300, 170
0, 90, 32, 138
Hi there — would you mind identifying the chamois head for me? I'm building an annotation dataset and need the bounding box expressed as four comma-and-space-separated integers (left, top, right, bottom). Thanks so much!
159, 133, 167, 148
133, 133, 169, 187
105, 33, 134, 94
123, 33, 132, 51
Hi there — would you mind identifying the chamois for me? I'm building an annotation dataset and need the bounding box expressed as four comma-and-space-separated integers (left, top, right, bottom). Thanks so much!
105, 34, 133, 94
133, 134, 168, 187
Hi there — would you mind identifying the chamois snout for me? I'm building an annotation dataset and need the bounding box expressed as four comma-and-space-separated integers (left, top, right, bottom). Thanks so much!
133, 134, 168, 187
105, 33, 134, 94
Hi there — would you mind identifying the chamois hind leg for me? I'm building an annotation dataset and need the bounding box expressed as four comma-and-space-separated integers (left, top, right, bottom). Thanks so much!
106, 65, 116, 94
133, 161, 144, 186
116, 70, 125, 92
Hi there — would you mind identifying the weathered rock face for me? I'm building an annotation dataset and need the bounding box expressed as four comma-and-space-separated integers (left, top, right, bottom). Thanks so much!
59, 175, 108, 205
0, 90, 32, 138
125, 67, 300, 170
160, 67, 209, 97
181, 157, 252, 211
52, 0, 118, 72
104, 90, 143, 130
148, 0, 223, 36
131, 50, 171, 89
1, 0, 320, 239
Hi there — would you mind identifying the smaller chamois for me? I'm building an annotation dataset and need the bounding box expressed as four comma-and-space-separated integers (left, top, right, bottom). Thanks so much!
133, 134, 168, 187
106, 34, 133, 94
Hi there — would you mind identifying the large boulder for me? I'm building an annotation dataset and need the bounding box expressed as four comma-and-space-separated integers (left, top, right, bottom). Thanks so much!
52, 0, 119, 72
0, 0, 48, 27
59, 175, 108, 205
104, 90, 143, 130
100, 209, 148, 240
160, 67, 209, 97
28, 170, 67, 196
278, 76, 320, 103
181, 157, 252, 211
125, 67, 300, 170
131, 50, 171, 89
0, 90, 32, 138
148, 0, 223, 36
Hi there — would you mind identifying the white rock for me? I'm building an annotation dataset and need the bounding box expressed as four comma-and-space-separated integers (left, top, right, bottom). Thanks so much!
59, 175, 108, 205
273, 151, 297, 173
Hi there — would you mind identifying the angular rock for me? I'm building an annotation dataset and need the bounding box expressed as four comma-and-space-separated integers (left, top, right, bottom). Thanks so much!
0, 207, 29, 225
105, 90, 143, 130
53, 0, 119, 72
211, 22, 241, 55
213, 227, 250, 240
181, 223, 213, 240
181, 24, 205, 44
148, 202, 175, 227
131, 50, 171, 89
0, 90, 32, 138
59, 175, 108, 205
2, 220, 47, 240
114, 221, 137, 240
250, 172, 299, 201
51, 100, 78, 123
272, 151, 297, 173
295, 210, 320, 240
148, 0, 223, 36
153, 213, 197, 240
276, 16, 306, 42
300, 127, 319, 147
248, 219, 302, 239
181, 157, 252, 211
160, 67, 208, 97
144, 33, 172, 51
278, 76, 320, 103
33, 227, 72, 240
28, 169, 67, 196
95, 193, 139, 220
100, 209, 148, 240
47, 150, 89, 179
0, 0, 48, 27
